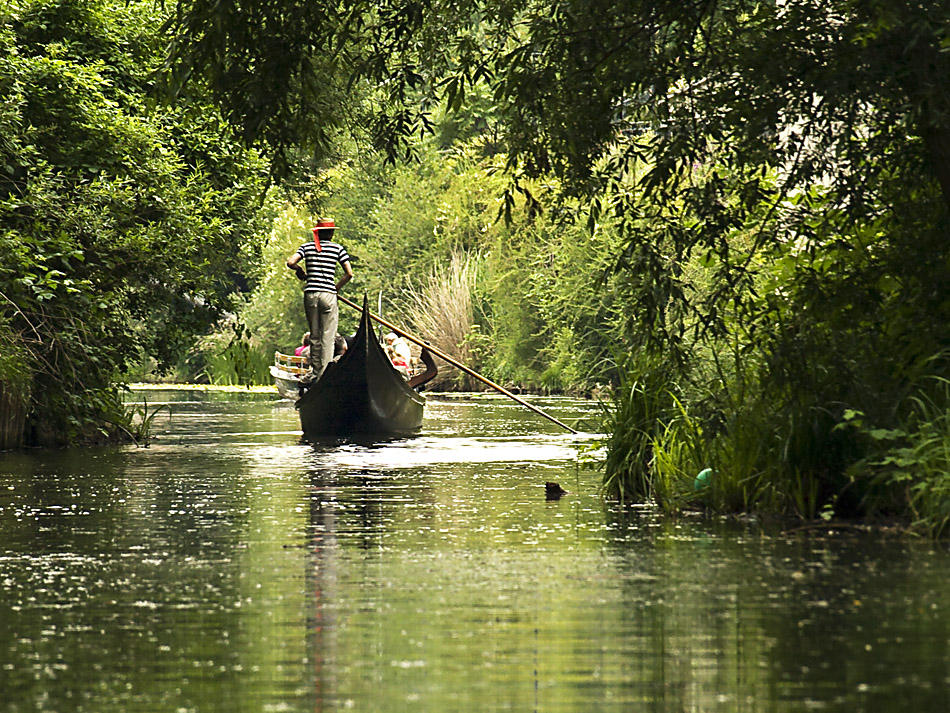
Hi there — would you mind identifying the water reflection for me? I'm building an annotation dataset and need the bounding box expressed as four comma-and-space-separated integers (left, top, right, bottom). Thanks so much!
0, 390, 947, 712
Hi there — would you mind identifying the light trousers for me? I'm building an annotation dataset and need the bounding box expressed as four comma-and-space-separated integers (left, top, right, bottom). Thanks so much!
303, 291, 338, 379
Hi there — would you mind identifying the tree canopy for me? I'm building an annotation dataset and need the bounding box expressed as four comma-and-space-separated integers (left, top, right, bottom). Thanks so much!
164, 0, 950, 358
0, 0, 270, 444
164, 1, 950, 197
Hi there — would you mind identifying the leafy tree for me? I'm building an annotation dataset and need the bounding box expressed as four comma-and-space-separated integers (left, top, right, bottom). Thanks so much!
0, 0, 270, 445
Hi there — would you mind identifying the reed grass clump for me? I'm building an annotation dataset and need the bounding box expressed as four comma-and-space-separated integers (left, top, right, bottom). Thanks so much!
601, 350, 680, 503
602, 345, 862, 520
402, 251, 480, 390
603, 337, 950, 536
188, 321, 272, 386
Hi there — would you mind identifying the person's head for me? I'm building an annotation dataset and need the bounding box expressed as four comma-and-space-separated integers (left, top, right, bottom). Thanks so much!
302, 332, 311, 346
334, 334, 347, 357
311, 219, 338, 250
384, 333, 397, 345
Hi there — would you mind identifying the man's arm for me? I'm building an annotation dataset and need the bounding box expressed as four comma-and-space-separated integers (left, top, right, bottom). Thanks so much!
336, 260, 353, 291
286, 253, 306, 280
408, 348, 437, 389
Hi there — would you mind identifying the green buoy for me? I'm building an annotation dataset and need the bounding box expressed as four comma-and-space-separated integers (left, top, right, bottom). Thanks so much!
694, 468, 713, 491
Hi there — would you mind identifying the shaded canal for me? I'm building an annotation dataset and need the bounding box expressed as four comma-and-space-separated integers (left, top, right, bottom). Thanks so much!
1, 389, 948, 712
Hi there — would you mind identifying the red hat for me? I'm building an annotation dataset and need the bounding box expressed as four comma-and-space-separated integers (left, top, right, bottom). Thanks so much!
311, 220, 338, 251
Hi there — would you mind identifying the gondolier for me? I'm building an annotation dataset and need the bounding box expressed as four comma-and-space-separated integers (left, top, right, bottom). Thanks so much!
286, 220, 353, 379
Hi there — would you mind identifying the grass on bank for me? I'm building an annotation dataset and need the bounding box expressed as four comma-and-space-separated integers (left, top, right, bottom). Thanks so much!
127, 382, 278, 393
601, 353, 950, 537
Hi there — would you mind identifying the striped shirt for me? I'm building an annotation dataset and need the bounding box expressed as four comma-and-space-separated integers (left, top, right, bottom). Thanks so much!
295, 240, 351, 293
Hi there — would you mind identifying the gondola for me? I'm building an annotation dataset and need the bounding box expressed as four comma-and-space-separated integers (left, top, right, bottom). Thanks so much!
296, 296, 425, 439
270, 352, 307, 400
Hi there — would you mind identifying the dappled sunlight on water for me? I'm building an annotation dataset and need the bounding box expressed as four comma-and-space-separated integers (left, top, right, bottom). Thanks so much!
312, 434, 584, 469
0, 390, 948, 712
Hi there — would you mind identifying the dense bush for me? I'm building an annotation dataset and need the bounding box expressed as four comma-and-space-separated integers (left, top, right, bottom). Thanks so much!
235, 137, 627, 396
0, 0, 270, 444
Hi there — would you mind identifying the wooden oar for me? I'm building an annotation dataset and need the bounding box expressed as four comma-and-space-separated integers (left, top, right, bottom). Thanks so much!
337, 293, 579, 434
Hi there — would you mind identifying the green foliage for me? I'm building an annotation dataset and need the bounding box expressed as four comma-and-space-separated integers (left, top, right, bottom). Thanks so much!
236, 204, 315, 357
189, 320, 272, 387
234, 135, 628, 394
356, 144, 501, 299
841, 377, 950, 537
164, 0, 950, 534
600, 350, 678, 503
481, 222, 548, 388
0, 0, 271, 444
162, 0, 355, 179
162, 0, 950, 210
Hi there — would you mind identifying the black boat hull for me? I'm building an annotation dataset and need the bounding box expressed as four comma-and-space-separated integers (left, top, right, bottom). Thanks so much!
296, 298, 424, 438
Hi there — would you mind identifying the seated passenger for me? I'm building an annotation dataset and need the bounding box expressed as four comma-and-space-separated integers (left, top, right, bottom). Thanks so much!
293, 332, 311, 369
383, 332, 397, 359
331, 334, 348, 361
393, 338, 411, 364
384, 332, 412, 369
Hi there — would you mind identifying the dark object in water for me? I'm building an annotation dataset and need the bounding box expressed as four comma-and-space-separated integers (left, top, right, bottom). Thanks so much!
545, 481, 568, 500
296, 296, 424, 438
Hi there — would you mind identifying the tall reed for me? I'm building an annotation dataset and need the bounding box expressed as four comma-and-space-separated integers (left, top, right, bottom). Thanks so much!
601, 350, 679, 502
647, 386, 782, 514
648, 394, 709, 511
603, 336, 846, 518
191, 323, 272, 386
401, 251, 480, 390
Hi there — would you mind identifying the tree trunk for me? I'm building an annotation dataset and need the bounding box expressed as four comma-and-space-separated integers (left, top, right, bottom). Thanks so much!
0, 382, 27, 450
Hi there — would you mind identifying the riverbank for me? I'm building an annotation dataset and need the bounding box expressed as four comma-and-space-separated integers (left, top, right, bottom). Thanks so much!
127, 382, 278, 394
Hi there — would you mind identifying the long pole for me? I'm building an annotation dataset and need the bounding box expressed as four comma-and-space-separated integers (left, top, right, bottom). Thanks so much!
337, 294, 579, 434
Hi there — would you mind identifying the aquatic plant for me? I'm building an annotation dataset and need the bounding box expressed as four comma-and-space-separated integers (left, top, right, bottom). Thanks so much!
128, 398, 171, 448
845, 377, 950, 537
188, 320, 272, 386
648, 395, 708, 511
601, 350, 678, 502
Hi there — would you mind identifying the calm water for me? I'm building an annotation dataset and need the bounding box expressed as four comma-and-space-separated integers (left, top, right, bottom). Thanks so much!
0, 389, 948, 712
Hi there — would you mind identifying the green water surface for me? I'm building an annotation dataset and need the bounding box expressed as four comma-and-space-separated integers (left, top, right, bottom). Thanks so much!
0, 390, 947, 712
